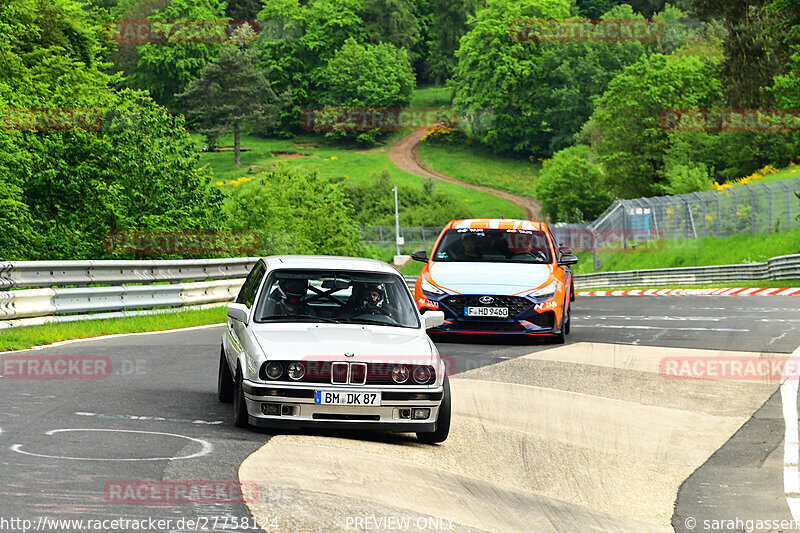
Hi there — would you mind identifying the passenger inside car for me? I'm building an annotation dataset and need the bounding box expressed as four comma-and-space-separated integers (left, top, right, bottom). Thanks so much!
269, 278, 317, 316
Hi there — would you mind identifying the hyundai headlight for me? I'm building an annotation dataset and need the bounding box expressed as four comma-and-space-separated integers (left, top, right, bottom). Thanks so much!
529, 281, 557, 300
420, 278, 445, 296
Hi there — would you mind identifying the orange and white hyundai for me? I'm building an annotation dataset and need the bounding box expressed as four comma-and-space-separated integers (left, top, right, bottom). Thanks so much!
412, 219, 578, 342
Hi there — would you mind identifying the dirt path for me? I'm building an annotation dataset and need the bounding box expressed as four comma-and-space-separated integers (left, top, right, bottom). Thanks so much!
387, 127, 543, 220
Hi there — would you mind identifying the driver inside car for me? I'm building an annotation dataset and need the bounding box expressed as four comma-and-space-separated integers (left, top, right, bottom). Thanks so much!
344, 282, 392, 317
273, 278, 316, 316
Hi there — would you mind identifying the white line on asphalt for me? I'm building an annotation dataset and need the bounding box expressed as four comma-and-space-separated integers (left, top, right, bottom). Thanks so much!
11, 428, 213, 461
572, 325, 749, 332
0, 323, 225, 354
781, 345, 800, 521
578, 315, 800, 323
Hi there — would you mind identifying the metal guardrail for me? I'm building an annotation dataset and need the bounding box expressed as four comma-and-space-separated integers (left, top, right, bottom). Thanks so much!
0, 258, 258, 289
2, 254, 798, 330
0, 279, 245, 322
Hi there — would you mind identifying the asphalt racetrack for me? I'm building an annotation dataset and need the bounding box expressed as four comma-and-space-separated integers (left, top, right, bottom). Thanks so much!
1, 295, 798, 532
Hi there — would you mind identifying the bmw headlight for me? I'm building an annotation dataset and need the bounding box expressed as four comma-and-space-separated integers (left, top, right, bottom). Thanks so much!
529, 281, 557, 300
420, 278, 445, 296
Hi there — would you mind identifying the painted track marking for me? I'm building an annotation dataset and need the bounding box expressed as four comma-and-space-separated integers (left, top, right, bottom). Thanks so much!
11, 428, 213, 461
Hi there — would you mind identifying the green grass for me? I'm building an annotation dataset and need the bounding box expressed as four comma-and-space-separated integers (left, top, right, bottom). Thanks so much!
410, 85, 452, 108
0, 307, 226, 352
417, 141, 540, 198
198, 134, 523, 220
572, 228, 800, 275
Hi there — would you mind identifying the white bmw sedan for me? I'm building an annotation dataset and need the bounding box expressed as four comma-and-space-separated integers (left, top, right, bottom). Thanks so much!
218, 256, 450, 443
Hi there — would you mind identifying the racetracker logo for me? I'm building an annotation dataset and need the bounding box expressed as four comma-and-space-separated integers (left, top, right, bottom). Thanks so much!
106, 19, 263, 44
509, 18, 664, 42
301, 108, 457, 132
660, 355, 796, 381
104, 481, 258, 504
554, 229, 663, 253
104, 231, 259, 255
0, 108, 147, 133
660, 108, 800, 133
1, 355, 112, 379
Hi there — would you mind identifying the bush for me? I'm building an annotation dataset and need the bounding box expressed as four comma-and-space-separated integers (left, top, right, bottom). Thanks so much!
534, 145, 612, 223
344, 172, 472, 226
225, 164, 365, 256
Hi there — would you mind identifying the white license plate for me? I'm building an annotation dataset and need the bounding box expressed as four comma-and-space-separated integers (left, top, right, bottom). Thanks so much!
314, 390, 381, 406
465, 307, 509, 317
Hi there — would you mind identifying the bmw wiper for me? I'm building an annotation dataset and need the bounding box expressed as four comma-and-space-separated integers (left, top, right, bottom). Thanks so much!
260, 314, 340, 323
340, 316, 399, 326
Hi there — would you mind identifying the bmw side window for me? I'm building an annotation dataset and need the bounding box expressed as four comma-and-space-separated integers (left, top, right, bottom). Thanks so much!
244, 267, 266, 309
236, 263, 262, 306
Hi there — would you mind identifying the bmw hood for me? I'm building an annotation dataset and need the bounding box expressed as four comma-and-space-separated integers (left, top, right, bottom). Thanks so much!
251, 324, 436, 365
427, 261, 555, 296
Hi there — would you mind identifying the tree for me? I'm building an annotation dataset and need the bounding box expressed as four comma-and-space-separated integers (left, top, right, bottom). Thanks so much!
0, 0, 224, 260
363, 0, 420, 51
425, 0, 476, 83
318, 38, 415, 145
533, 5, 649, 154
255, 0, 368, 134
451, 0, 573, 156
691, 0, 795, 108
534, 145, 612, 223
179, 25, 286, 166
127, 0, 226, 110
589, 53, 724, 198
226, 0, 264, 20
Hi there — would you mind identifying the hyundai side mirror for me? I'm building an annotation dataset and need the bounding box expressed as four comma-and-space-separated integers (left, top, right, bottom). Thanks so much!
411, 250, 429, 263
558, 254, 579, 266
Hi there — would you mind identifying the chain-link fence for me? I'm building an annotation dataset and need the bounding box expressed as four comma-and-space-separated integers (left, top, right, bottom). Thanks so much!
358, 225, 444, 252
360, 177, 800, 253
552, 177, 800, 248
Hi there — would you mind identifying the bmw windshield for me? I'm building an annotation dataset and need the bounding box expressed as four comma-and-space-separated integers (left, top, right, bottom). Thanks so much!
432, 229, 553, 263
254, 270, 420, 328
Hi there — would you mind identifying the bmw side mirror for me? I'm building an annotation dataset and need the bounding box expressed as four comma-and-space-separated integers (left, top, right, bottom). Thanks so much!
411, 250, 429, 263
227, 303, 250, 325
423, 310, 445, 329
558, 254, 579, 266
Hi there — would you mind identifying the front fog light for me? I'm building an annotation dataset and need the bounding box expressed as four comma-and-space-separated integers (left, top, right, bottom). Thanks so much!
412, 408, 430, 420
287, 362, 305, 380
265, 362, 283, 380
261, 403, 280, 416
412, 366, 432, 384
391, 365, 410, 384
